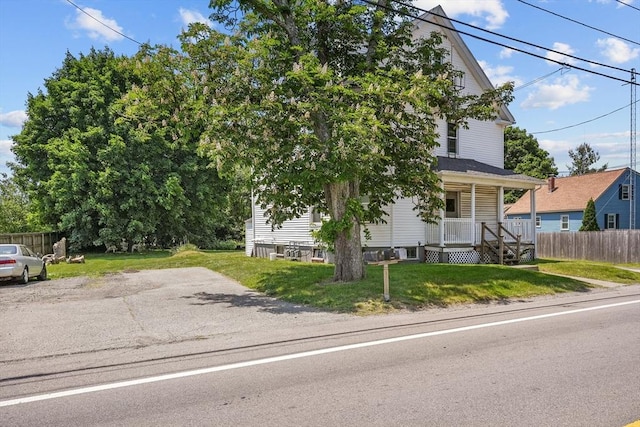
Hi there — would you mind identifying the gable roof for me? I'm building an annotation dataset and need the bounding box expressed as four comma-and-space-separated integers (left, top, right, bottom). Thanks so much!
414, 6, 516, 125
507, 168, 629, 215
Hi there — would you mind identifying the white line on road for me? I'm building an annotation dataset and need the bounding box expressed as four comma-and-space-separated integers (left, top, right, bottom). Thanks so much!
2, 299, 639, 408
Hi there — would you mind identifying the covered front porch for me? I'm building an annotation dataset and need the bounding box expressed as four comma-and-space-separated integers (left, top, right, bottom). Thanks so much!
423, 157, 542, 264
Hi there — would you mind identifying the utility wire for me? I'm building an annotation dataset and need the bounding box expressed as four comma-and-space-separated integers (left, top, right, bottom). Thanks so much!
530, 100, 638, 134
616, 0, 640, 12
388, 0, 632, 75
516, 0, 640, 47
514, 67, 569, 91
367, 0, 636, 85
65, 0, 142, 45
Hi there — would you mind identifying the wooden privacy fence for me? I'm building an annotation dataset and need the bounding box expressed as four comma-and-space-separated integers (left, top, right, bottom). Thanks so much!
537, 230, 640, 264
0, 232, 60, 256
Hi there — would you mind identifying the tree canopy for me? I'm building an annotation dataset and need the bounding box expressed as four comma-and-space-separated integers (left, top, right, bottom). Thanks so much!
0, 173, 44, 233
11, 47, 241, 250
190, 0, 514, 281
568, 142, 607, 176
504, 126, 557, 203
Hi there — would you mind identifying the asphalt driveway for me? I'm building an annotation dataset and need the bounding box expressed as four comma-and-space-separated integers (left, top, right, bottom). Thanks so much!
0, 268, 354, 365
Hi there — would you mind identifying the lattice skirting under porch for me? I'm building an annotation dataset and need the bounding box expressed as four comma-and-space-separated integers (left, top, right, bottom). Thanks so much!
425, 247, 535, 264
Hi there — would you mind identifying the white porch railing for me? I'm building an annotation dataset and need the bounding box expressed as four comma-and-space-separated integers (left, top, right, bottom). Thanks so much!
427, 218, 535, 245
502, 219, 535, 243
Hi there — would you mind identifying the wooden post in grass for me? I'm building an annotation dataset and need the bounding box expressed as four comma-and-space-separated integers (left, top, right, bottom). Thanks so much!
371, 259, 399, 302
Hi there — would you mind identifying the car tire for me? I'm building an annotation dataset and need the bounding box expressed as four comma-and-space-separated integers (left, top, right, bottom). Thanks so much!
19, 268, 29, 285
37, 265, 47, 281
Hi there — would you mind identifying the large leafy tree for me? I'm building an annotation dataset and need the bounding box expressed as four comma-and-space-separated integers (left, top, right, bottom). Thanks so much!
191, 1, 513, 281
504, 126, 558, 203
568, 142, 607, 176
0, 172, 44, 233
11, 47, 237, 250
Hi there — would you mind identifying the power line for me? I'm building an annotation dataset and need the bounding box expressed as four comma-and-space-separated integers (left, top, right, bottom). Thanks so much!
530, 100, 638, 134
616, 0, 640, 12
514, 67, 570, 91
64, 0, 142, 45
516, 0, 640, 47
369, 0, 637, 86
387, 0, 633, 75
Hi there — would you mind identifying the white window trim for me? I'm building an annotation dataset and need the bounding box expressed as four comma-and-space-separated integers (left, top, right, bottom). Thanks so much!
560, 215, 570, 231
606, 213, 617, 229
535, 216, 541, 228
621, 184, 630, 200
446, 123, 458, 157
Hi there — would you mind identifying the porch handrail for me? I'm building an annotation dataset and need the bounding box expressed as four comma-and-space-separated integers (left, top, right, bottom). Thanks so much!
480, 222, 522, 265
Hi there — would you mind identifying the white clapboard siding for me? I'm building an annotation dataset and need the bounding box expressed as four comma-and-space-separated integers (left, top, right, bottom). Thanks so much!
253, 204, 315, 244
362, 214, 392, 248
391, 196, 427, 246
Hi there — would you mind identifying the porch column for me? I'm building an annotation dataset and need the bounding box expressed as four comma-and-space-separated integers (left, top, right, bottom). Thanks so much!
530, 188, 537, 248
497, 186, 504, 222
471, 183, 476, 244
439, 181, 445, 247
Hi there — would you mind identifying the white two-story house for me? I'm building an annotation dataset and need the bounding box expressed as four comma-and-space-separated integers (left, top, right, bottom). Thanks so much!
246, 6, 542, 264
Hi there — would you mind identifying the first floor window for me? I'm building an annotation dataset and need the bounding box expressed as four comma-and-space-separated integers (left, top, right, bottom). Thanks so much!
310, 206, 323, 224
536, 216, 541, 228
605, 213, 618, 229
561, 215, 569, 230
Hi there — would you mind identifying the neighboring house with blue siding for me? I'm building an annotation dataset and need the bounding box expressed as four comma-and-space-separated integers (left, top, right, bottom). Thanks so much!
506, 168, 639, 232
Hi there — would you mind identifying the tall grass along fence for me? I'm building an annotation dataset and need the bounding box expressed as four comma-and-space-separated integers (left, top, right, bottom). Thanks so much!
537, 230, 640, 264
0, 232, 60, 256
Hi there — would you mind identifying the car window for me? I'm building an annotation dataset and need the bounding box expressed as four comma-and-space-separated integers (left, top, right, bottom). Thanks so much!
20, 246, 33, 257
0, 246, 18, 255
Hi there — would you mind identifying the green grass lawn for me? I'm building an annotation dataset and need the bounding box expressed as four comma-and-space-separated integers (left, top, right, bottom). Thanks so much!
534, 259, 640, 284
41, 250, 635, 315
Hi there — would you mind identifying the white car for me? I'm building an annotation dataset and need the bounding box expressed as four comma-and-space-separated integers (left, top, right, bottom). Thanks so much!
0, 244, 47, 284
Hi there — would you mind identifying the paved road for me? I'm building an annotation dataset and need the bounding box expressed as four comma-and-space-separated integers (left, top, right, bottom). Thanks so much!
1, 269, 639, 426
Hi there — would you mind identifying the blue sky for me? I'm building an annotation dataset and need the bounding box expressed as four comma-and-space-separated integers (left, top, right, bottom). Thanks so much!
1, 0, 638, 177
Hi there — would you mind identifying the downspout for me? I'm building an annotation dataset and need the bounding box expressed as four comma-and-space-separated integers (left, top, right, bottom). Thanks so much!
530, 187, 537, 252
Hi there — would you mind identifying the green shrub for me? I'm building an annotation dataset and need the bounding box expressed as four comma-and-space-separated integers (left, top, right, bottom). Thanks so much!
171, 243, 200, 254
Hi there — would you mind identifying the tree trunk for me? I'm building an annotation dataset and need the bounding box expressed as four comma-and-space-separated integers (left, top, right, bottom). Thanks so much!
325, 181, 366, 282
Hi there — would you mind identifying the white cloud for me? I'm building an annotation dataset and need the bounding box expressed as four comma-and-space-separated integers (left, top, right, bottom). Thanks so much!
499, 48, 514, 59
0, 139, 13, 156
478, 60, 522, 87
545, 42, 578, 66
0, 110, 27, 128
413, 0, 508, 30
520, 75, 592, 110
596, 38, 640, 64
179, 8, 210, 27
0, 139, 15, 173
66, 6, 125, 42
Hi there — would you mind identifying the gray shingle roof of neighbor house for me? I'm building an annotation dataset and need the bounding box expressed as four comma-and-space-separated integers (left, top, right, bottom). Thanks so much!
506, 168, 629, 215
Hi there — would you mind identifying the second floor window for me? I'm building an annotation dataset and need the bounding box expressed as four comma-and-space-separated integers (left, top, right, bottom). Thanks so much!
447, 123, 458, 156
620, 184, 630, 200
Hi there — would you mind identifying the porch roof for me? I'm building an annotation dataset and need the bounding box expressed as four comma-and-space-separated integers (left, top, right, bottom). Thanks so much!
435, 157, 543, 189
